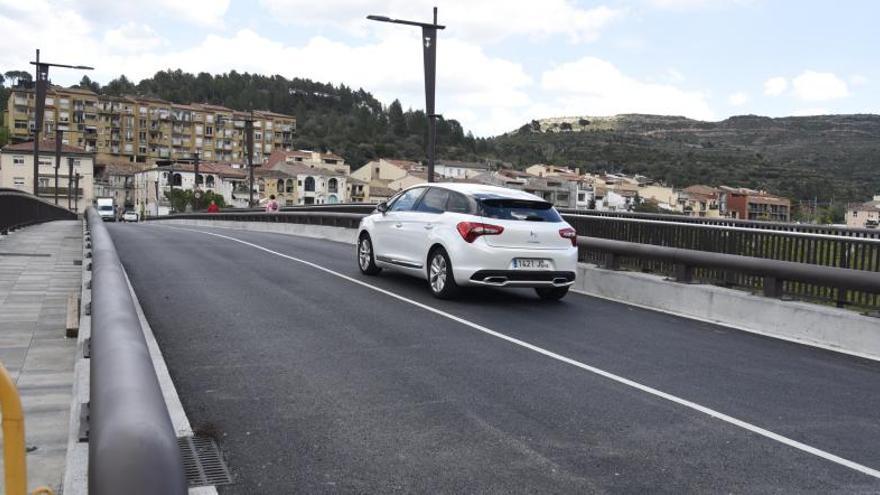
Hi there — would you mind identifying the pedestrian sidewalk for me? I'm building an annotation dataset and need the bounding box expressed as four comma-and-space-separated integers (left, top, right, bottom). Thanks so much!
0, 220, 83, 493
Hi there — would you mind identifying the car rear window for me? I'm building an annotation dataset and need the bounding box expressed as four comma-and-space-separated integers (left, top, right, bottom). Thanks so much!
479, 199, 562, 222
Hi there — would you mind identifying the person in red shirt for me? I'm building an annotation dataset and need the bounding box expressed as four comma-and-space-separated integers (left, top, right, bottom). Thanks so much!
265, 194, 279, 212
206, 200, 220, 213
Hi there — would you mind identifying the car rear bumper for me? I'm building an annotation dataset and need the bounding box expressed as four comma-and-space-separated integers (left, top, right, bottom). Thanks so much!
469, 270, 575, 287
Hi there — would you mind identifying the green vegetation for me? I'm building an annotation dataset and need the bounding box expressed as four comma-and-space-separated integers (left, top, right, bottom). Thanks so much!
164, 189, 225, 212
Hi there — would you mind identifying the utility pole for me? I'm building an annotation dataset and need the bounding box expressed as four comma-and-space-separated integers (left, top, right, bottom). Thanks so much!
154, 179, 160, 216
193, 151, 200, 211
168, 165, 174, 213
367, 7, 444, 183
245, 111, 255, 207
67, 156, 74, 209
29, 49, 93, 197
54, 128, 62, 204
74, 173, 81, 213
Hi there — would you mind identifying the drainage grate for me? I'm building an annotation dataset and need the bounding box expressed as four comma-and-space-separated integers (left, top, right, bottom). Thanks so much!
178, 435, 233, 487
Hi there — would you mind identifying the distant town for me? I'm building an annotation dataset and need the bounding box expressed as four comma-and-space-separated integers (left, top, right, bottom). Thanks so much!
1, 84, 876, 229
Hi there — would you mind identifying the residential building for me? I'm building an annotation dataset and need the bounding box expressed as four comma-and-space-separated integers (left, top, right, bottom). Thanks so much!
93, 160, 146, 209
5, 86, 296, 165
524, 164, 579, 178
369, 185, 396, 203
0, 139, 94, 212
719, 186, 791, 222
637, 184, 681, 212
388, 173, 427, 191
266, 149, 349, 175
268, 160, 349, 205
434, 159, 490, 179
132, 162, 249, 215
847, 196, 880, 229
351, 158, 421, 184
680, 185, 721, 218
347, 178, 370, 203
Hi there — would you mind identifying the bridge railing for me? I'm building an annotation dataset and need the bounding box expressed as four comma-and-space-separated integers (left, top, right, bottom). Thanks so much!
563, 213, 880, 309
85, 207, 187, 495
0, 188, 77, 234
146, 205, 880, 310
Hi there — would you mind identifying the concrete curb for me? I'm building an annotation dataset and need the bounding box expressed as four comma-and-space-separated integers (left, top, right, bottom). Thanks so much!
575, 264, 880, 362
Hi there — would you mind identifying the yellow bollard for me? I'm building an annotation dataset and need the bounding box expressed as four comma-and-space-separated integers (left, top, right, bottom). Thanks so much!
0, 362, 27, 495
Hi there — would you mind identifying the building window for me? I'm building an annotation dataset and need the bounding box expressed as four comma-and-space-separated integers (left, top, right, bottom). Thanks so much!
173, 173, 182, 186
205, 175, 215, 188
13, 177, 25, 188
13, 156, 25, 165
304, 176, 315, 192
285, 179, 294, 193
328, 178, 338, 193
276, 179, 284, 192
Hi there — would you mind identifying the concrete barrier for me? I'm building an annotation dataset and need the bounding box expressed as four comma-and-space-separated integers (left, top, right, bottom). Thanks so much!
162, 218, 358, 245
575, 264, 880, 361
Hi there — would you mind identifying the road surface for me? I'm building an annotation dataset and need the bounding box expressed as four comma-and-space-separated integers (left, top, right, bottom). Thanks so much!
108, 223, 880, 493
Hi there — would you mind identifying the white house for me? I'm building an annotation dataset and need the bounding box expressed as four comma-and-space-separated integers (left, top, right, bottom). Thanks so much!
0, 139, 95, 213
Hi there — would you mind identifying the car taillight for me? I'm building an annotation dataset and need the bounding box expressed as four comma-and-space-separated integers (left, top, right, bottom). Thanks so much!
559, 227, 577, 247
456, 222, 504, 243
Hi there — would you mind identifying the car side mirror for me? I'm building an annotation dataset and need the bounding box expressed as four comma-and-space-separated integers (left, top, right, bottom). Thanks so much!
377, 202, 388, 214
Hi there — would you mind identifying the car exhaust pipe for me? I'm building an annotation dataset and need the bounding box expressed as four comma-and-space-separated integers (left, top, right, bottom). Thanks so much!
483, 276, 508, 286
552, 277, 569, 286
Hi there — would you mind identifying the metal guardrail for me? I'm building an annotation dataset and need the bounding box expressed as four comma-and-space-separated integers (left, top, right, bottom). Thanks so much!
0, 189, 76, 234
558, 208, 879, 237
147, 205, 880, 310
86, 208, 186, 495
562, 213, 880, 309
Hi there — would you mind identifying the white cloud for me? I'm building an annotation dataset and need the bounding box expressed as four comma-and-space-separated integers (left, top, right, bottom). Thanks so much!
540, 56, 714, 120
850, 74, 868, 86
647, 0, 750, 9
727, 91, 749, 106
259, 0, 622, 43
792, 70, 848, 101
104, 22, 165, 53
763, 76, 787, 96
155, 0, 230, 26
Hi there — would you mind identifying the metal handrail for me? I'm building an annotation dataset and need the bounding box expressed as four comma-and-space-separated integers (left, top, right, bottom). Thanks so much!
563, 213, 880, 245
85, 208, 186, 494
579, 236, 880, 296
0, 190, 76, 234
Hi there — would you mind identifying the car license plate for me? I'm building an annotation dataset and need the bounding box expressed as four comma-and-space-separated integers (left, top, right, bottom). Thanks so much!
512, 258, 552, 270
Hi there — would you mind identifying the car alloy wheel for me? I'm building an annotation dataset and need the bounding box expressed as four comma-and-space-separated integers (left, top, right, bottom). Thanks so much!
357, 235, 381, 275
430, 253, 447, 293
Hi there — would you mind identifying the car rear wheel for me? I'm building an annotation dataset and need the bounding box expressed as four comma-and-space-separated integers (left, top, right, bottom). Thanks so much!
428, 248, 459, 299
535, 286, 569, 301
358, 234, 381, 275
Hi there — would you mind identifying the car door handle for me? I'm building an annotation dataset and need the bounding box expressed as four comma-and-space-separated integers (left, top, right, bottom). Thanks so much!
424, 224, 434, 230
394, 223, 403, 228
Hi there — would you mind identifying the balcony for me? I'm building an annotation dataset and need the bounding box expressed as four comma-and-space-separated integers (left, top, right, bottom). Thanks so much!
37, 186, 83, 196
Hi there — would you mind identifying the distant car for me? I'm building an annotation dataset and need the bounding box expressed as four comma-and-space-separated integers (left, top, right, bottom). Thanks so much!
122, 210, 139, 223
356, 183, 578, 300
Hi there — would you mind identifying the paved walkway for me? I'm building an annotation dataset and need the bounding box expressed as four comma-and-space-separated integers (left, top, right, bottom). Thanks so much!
0, 220, 82, 493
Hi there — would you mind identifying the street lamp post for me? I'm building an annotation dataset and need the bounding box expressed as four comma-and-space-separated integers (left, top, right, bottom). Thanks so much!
67, 157, 74, 209
54, 129, 62, 205
29, 49, 93, 198
74, 173, 81, 213
367, 7, 445, 183
193, 151, 200, 211
245, 111, 256, 207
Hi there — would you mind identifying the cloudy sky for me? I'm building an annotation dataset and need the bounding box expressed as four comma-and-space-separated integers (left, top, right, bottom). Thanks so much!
0, 0, 876, 136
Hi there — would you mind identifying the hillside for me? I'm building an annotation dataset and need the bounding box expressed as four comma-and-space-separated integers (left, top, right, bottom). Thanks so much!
3, 69, 877, 203
487, 114, 880, 203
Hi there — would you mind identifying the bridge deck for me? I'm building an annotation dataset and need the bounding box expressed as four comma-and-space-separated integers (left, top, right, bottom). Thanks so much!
109, 223, 880, 493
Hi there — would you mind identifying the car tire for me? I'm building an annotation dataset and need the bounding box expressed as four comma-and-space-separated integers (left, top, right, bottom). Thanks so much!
428, 247, 459, 299
357, 234, 381, 275
535, 286, 569, 301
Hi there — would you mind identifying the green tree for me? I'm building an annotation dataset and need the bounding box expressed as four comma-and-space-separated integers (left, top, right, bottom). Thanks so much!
78, 75, 101, 93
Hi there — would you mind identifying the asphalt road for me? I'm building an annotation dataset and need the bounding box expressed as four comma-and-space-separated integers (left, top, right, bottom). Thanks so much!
108, 223, 880, 494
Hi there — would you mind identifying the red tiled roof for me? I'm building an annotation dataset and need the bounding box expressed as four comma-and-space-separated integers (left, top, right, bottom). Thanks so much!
156, 162, 248, 178
2, 139, 90, 155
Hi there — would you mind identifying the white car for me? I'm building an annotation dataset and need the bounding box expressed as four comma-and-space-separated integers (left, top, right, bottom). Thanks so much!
122, 210, 139, 222
357, 183, 578, 300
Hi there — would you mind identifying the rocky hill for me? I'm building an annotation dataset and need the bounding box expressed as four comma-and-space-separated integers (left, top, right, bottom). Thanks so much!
488, 114, 880, 203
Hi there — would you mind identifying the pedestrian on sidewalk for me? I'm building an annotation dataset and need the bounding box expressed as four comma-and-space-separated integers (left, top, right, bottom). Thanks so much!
207, 200, 220, 213
265, 194, 280, 212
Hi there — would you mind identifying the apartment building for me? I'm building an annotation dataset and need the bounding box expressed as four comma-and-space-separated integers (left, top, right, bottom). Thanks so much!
265, 149, 349, 175
719, 186, 791, 222
93, 161, 146, 209
0, 139, 94, 212
132, 162, 250, 215
847, 196, 880, 229
434, 159, 489, 179
5, 86, 296, 165
680, 185, 721, 218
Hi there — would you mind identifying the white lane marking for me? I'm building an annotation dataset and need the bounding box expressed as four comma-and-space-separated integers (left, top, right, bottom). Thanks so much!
158, 224, 880, 481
